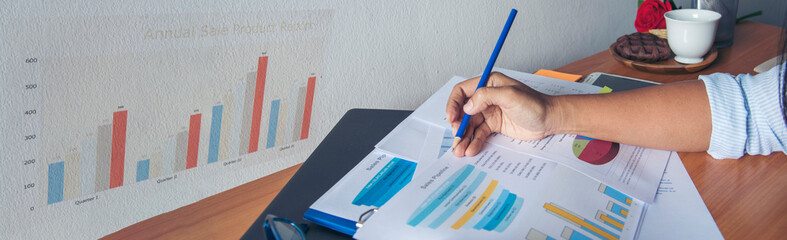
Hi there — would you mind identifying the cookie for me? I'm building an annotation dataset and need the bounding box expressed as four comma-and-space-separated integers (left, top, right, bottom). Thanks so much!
615, 32, 672, 62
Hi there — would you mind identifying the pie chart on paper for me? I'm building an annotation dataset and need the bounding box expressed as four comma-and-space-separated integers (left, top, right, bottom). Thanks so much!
572, 135, 619, 165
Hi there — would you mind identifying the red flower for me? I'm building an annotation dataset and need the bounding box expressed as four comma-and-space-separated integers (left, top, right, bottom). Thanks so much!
635, 0, 673, 32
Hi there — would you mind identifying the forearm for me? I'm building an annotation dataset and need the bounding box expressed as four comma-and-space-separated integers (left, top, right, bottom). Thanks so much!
550, 80, 712, 151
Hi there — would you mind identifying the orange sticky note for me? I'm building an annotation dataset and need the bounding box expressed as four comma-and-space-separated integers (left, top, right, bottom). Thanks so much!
534, 69, 582, 82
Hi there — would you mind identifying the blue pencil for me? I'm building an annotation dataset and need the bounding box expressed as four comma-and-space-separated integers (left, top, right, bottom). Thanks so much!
452, 8, 517, 149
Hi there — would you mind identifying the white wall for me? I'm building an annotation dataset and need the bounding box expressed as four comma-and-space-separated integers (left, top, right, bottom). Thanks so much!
321, 0, 639, 129
1, 0, 640, 130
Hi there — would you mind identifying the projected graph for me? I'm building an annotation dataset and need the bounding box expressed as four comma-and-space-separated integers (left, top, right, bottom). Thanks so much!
39, 51, 321, 205
0, 10, 332, 239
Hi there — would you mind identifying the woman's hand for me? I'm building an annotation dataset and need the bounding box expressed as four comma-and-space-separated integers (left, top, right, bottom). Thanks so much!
446, 72, 561, 157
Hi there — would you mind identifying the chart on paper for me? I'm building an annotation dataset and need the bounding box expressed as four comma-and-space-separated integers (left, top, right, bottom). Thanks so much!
354, 145, 645, 240
405, 164, 525, 232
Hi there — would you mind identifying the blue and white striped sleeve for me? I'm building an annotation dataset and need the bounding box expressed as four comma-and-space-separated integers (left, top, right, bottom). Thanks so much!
699, 63, 787, 159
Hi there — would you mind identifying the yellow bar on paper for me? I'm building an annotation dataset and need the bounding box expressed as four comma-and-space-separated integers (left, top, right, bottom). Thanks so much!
450, 180, 498, 229
543, 203, 619, 240
600, 214, 624, 229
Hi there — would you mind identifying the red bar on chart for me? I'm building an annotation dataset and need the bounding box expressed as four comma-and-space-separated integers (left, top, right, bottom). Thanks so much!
110, 110, 127, 188
248, 56, 268, 153
300, 76, 316, 140
187, 113, 201, 169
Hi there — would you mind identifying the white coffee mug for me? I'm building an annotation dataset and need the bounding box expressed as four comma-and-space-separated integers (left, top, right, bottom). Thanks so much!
664, 9, 721, 64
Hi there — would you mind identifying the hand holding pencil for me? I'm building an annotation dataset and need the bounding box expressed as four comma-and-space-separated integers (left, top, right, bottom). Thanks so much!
447, 8, 560, 157
446, 72, 557, 157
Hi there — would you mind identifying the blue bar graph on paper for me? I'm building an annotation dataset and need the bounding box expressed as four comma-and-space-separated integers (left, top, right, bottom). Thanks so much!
463, 186, 502, 229
208, 105, 223, 163
407, 164, 474, 226
600, 184, 632, 206
607, 201, 629, 219
494, 196, 523, 232
474, 189, 509, 229
266, 100, 280, 149
428, 171, 487, 229
372, 162, 416, 207
47, 162, 65, 204
483, 192, 517, 230
136, 159, 150, 182
352, 158, 416, 207
353, 159, 398, 205
357, 160, 405, 205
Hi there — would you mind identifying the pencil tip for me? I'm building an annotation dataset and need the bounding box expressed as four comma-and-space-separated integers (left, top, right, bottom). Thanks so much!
451, 138, 461, 149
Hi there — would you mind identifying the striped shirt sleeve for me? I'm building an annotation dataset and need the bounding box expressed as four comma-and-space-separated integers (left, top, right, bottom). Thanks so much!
700, 62, 787, 159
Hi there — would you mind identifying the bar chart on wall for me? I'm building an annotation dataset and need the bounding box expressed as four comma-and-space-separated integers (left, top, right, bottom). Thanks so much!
0, 10, 333, 239
42, 53, 321, 205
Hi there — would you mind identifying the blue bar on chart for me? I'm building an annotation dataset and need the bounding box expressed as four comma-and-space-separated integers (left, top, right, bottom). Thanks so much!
47, 161, 65, 204
352, 158, 416, 207
561, 227, 593, 240
266, 99, 280, 149
607, 201, 628, 219
598, 184, 632, 206
207, 105, 223, 164
423, 165, 523, 232
474, 189, 516, 230
407, 164, 475, 227
136, 159, 150, 182
428, 170, 486, 229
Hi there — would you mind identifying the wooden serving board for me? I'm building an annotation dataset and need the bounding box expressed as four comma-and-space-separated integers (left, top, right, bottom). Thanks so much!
609, 42, 718, 74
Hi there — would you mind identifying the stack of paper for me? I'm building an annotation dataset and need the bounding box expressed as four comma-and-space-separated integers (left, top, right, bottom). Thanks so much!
307, 68, 722, 239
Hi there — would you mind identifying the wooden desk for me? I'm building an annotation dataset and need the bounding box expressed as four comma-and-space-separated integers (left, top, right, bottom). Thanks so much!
556, 21, 787, 240
106, 21, 786, 240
